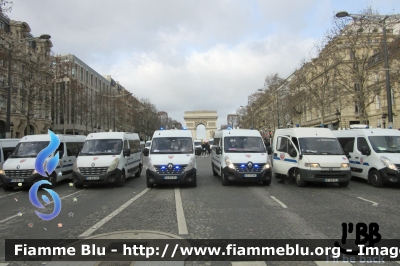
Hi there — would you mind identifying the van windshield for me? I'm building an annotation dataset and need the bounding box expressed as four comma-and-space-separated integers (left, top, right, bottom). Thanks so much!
80, 139, 123, 155
151, 137, 193, 154
368, 136, 400, 153
299, 138, 344, 155
10, 141, 50, 158
224, 137, 266, 153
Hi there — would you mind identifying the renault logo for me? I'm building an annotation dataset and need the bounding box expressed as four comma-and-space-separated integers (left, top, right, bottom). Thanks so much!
247, 162, 253, 169
16, 165, 20, 169
168, 163, 173, 170
91, 163, 95, 167
329, 167, 333, 170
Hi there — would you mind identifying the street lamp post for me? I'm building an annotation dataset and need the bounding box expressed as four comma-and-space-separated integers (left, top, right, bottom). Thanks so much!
335, 109, 341, 129
382, 112, 387, 128
336, 11, 400, 129
2, 34, 51, 138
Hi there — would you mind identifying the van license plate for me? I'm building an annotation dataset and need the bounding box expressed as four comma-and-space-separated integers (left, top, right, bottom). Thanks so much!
244, 174, 257, 178
164, 176, 177, 180
325, 179, 338, 182
11, 179, 24, 182
86, 177, 99, 180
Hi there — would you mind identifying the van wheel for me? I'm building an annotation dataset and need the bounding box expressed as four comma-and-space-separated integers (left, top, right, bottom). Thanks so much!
3, 185, 13, 191
295, 171, 306, 187
212, 163, 218, 176
221, 171, 229, 186
369, 170, 384, 187
49, 174, 57, 188
74, 182, 84, 189
339, 181, 349, 187
146, 179, 154, 188
262, 175, 271, 186
116, 172, 126, 187
135, 165, 142, 177
188, 177, 197, 187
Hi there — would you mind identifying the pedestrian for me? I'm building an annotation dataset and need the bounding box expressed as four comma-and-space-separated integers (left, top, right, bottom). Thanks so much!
206, 141, 211, 157
201, 141, 207, 157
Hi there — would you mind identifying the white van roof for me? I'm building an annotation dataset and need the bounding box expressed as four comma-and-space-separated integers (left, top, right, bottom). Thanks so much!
0, 139, 20, 148
19, 134, 86, 142
85, 132, 139, 141
274, 128, 335, 138
152, 130, 193, 138
333, 128, 400, 137
215, 129, 261, 137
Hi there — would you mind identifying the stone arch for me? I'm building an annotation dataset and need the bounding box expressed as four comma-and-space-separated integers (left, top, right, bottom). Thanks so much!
183, 110, 218, 140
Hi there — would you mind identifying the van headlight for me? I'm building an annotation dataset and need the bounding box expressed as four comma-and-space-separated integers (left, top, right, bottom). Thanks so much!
381, 156, 398, 171
31, 169, 38, 175
341, 163, 350, 168
0, 169, 4, 175
185, 156, 195, 172
107, 157, 120, 172
225, 156, 235, 169
147, 157, 156, 172
263, 163, 270, 170
305, 163, 320, 168
73, 160, 80, 173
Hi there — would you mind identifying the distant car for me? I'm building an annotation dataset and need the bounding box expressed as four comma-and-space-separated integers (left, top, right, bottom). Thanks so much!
144, 141, 151, 150
194, 139, 202, 154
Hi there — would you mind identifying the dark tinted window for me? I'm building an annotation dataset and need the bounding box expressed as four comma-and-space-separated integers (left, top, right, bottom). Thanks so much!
337, 137, 355, 153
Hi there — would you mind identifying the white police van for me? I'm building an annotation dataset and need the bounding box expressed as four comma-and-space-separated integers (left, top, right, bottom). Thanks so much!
272, 127, 351, 187
0, 139, 20, 165
211, 129, 271, 186
333, 125, 400, 187
72, 132, 142, 188
0, 134, 85, 191
143, 129, 199, 188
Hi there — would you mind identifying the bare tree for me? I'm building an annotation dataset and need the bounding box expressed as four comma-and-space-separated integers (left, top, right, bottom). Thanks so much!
326, 8, 396, 124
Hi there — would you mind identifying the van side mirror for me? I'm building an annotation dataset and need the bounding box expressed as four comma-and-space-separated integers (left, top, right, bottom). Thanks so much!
123, 149, 131, 157
344, 149, 351, 159
360, 146, 371, 156
75, 149, 80, 157
6, 151, 11, 159
143, 149, 149, 157
195, 148, 202, 156
216, 146, 222, 155
267, 146, 272, 155
289, 148, 297, 158
58, 150, 64, 158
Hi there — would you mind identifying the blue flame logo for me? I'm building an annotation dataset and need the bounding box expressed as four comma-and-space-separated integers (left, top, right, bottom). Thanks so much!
29, 130, 62, 221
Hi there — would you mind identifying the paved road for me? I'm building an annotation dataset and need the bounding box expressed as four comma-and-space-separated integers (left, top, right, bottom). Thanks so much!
1, 155, 400, 266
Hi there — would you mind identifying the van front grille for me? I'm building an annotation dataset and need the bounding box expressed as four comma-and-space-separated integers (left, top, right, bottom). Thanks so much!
5, 170, 32, 178
79, 167, 108, 176
234, 164, 265, 173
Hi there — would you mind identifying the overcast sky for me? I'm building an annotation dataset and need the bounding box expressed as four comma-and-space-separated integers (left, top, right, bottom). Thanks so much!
9, 0, 400, 130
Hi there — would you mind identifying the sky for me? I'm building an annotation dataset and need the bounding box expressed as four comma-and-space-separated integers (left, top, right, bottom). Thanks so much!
9, 0, 400, 130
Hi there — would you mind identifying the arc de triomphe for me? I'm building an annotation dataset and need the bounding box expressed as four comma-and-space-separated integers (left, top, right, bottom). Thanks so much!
183, 110, 218, 140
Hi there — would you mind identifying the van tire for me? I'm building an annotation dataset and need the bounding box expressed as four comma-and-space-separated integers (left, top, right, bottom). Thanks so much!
212, 164, 218, 176
135, 165, 142, 177
221, 171, 229, 186
262, 175, 271, 186
146, 179, 154, 188
369, 170, 384, 187
74, 182, 84, 189
116, 172, 126, 187
295, 170, 306, 187
2, 185, 13, 191
49, 174, 57, 188
338, 181, 349, 187
188, 177, 197, 187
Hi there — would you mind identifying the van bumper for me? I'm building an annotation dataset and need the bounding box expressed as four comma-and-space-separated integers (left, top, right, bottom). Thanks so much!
146, 168, 197, 185
1, 173, 50, 188
378, 167, 400, 183
72, 169, 123, 185
223, 167, 272, 183
299, 169, 352, 183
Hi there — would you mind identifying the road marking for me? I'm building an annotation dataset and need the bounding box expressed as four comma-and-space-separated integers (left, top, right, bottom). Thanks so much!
79, 188, 150, 238
357, 197, 378, 206
270, 196, 288, 208
175, 188, 188, 235
315, 262, 352, 265
0, 191, 22, 199
0, 190, 85, 224
231, 262, 266, 266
